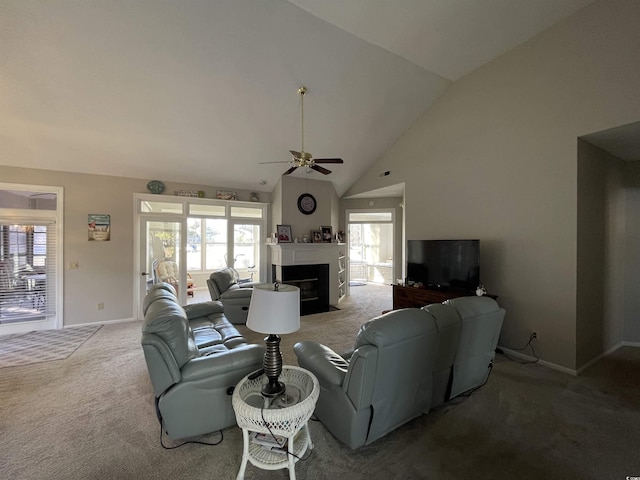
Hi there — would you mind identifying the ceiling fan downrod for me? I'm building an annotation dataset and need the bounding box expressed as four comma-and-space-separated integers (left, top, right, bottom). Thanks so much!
298, 86, 307, 160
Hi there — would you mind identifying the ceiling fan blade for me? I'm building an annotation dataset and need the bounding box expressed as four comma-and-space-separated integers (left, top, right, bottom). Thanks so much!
311, 165, 332, 175
283, 166, 299, 175
314, 158, 344, 164
289, 150, 303, 158
259, 161, 294, 164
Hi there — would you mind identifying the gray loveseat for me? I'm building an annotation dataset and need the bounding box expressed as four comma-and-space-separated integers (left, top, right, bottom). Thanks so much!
294, 296, 505, 449
141, 283, 265, 440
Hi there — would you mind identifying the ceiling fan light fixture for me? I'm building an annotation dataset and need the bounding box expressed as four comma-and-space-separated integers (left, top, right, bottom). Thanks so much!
259, 86, 343, 175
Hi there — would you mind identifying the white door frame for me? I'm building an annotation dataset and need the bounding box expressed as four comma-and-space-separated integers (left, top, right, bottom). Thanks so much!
345, 208, 396, 294
0, 182, 64, 334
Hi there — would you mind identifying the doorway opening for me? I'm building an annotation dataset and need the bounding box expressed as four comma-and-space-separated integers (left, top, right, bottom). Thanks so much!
346, 209, 395, 289
0, 183, 63, 334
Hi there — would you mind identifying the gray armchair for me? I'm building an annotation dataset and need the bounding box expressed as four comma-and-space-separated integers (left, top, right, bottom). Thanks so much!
141, 283, 264, 440
294, 308, 439, 450
206, 267, 256, 324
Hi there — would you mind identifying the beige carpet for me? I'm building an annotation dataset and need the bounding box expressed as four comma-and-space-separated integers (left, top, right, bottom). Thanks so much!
1, 284, 639, 480
237, 283, 392, 365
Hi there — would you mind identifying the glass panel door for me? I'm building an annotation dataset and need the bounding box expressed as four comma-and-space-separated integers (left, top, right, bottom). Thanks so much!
139, 217, 185, 316
347, 209, 395, 286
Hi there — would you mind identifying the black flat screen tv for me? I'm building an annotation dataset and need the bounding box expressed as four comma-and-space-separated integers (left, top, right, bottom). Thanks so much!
406, 239, 480, 293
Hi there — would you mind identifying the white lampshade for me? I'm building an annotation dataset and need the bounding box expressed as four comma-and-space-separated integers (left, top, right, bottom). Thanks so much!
246, 283, 300, 334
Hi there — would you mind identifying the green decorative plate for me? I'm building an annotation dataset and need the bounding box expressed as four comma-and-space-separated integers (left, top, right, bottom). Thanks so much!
147, 180, 165, 194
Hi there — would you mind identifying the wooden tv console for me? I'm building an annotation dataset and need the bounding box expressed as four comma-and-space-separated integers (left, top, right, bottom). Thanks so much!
392, 284, 474, 309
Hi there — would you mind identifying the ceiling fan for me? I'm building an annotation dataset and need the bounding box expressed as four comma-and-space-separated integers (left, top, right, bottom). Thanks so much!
261, 86, 344, 175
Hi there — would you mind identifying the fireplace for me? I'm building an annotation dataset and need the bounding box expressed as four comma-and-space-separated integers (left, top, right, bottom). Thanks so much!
271, 263, 329, 315
268, 243, 344, 316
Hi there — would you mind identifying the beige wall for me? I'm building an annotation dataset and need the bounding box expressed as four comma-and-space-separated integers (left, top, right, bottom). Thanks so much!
623, 162, 640, 341
271, 175, 340, 242
344, 0, 640, 370
0, 166, 271, 326
576, 140, 627, 367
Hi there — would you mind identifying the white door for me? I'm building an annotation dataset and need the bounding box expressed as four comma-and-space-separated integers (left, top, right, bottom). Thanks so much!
137, 216, 187, 319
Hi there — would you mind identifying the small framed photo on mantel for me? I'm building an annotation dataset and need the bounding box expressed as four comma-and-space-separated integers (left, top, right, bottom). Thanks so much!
311, 230, 322, 243
320, 226, 332, 243
277, 225, 292, 243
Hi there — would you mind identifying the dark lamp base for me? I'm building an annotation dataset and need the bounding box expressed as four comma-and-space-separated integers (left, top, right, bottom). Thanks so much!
261, 379, 286, 398
261, 333, 286, 398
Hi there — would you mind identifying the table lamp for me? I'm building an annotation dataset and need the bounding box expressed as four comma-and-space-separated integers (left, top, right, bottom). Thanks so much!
246, 282, 300, 397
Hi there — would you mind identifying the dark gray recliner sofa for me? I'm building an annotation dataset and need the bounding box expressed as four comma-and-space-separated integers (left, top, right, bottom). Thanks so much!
141, 283, 264, 440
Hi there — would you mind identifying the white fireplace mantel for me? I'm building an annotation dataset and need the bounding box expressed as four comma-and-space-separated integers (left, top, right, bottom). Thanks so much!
268, 243, 345, 266
268, 243, 346, 306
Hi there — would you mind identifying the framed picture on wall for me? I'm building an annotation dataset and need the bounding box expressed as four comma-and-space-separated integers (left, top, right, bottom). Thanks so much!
277, 225, 292, 243
311, 230, 322, 243
320, 226, 332, 243
88, 214, 110, 241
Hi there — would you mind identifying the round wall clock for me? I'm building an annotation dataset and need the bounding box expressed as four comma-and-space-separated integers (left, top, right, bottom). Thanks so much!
147, 180, 165, 194
297, 193, 317, 215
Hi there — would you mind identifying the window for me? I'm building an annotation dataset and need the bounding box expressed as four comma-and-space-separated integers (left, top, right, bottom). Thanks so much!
230, 206, 263, 218
141, 201, 184, 214
186, 209, 262, 272
187, 217, 232, 271
137, 195, 266, 295
4, 225, 47, 270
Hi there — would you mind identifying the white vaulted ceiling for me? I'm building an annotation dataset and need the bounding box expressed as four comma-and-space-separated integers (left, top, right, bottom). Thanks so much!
1, 0, 595, 196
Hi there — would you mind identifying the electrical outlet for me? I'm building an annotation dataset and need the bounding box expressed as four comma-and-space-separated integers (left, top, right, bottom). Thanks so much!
97, 302, 104, 311
531, 330, 538, 341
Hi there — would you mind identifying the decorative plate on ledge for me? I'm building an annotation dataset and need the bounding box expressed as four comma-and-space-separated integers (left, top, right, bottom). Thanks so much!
147, 180, 165, 194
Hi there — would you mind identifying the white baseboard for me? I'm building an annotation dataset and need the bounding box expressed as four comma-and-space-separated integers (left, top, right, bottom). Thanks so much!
497, 347, 578, 376
499, 342, 640, 377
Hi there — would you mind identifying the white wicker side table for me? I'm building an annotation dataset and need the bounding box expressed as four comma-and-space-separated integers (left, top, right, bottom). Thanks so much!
232, 366, 319, 480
